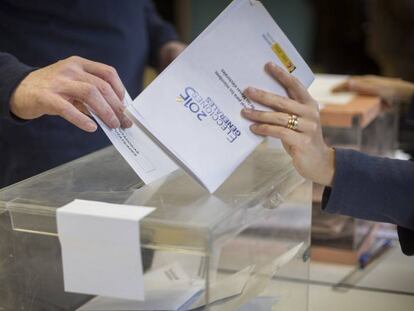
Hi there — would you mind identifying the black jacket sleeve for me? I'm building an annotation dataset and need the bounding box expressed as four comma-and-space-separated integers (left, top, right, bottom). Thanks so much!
0, 52, 34, 121
322, 148, 414, 255
144, 0, 179, 68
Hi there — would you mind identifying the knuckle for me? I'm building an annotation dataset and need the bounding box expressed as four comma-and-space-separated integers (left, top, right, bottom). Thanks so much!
258, 124, 270, 133
67, 55, 82, 63
276, 113, 286, 124
278, 127, 289, 138
254, 89, 265, 100
57, 104, 71, 116
104, 66, 118, 80
83, 84, 98, 100
102, 109, 114, 120
58, 57, 82, 73
98, 81, 112, 96
262, 111, 274, 121
277, 99, 287, 110
290, 75, 300, 86
60, 65, 78, 76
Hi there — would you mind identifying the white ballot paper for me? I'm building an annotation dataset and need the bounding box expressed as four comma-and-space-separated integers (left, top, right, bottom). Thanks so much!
78, 263, 254, 311
309, 74, 354, 107
189, 265, 255, 310
124, 0, 314, 193
78, 243, 303, 310
210, 242, 304, 311
92, 92, 178, 184
236, 297, 277, 311
57, 199, 155, 300
78, 262, 203, 311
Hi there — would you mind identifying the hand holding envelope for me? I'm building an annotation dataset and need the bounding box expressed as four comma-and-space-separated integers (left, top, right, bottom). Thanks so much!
110, 0, 314, 193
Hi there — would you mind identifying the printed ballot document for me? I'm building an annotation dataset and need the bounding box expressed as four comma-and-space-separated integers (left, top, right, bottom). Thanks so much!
92, 93, 178, 184
98, 0, 314, 192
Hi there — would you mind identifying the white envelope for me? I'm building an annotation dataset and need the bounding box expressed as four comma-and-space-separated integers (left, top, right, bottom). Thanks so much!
127, 0, 314, 193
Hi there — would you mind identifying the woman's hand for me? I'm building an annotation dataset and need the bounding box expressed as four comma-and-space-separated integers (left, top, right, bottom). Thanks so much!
332, 75, 414, 106
241, 62, 335, 186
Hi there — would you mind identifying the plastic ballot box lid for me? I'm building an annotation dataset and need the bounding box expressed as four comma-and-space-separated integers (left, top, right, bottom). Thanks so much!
0, 142, 303, 254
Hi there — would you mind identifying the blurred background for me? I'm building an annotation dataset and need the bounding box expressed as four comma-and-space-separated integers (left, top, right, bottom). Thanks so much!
152, 0, 414, 153
154, 0, 414, 80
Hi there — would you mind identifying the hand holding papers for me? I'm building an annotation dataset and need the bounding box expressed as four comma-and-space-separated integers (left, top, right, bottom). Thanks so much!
96, 0, 314, 192
127, 0, 313, 193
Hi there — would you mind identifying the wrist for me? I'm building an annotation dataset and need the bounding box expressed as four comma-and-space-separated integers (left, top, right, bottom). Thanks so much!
9, 72, 34, 120
319, 147, 336, 187
9, 79, 25, 118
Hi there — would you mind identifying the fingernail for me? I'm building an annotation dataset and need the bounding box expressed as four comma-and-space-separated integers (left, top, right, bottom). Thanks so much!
246, 87, 257, 95
250, 124, 258, 130
267, 62, 277, 68
266, 62, 280, 71
110, 116, 120, 128
87, 121, 97, 132
122, 117, 133, 128
242, 108, 253, 115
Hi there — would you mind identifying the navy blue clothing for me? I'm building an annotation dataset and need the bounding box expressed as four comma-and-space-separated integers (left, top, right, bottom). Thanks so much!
0, 0, 177, 188
322, 148, 414, 255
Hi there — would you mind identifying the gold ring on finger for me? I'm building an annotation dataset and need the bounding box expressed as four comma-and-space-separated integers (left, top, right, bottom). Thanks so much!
287, 114, 299, 131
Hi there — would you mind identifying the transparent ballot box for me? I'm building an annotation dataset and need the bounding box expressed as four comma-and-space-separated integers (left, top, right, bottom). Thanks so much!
0, 142, 312, 311
320, 97, 399, 156
313, 97, 399, 264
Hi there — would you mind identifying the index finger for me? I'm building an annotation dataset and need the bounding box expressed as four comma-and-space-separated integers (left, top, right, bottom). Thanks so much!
333, 77, 379, 96
78, 58, 125, 101
265, 62, 313, 103
331, 81, 349, 93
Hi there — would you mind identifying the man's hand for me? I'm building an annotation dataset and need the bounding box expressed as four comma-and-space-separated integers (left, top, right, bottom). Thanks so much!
333, 75, 414, 107
10, 56, 133, 132
158, 41, 186, 72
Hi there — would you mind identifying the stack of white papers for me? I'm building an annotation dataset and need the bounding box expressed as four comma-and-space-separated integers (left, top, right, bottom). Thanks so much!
98, 0, 314, 193
77, 263, 203, 311
77, 263, 254, 311
78, 242, 304, 311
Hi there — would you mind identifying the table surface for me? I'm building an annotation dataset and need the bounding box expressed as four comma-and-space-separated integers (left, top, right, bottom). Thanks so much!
320, 96, 382, 128
307, 246, 414, 311
233, 243, 414, 311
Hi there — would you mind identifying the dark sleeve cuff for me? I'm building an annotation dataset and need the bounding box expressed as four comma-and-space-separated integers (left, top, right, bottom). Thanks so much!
397, 226, 414, 256
144, 1, 179, 68
322, 148, 414, 229
321, 148, 349, 215
0, 53, 35, 123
